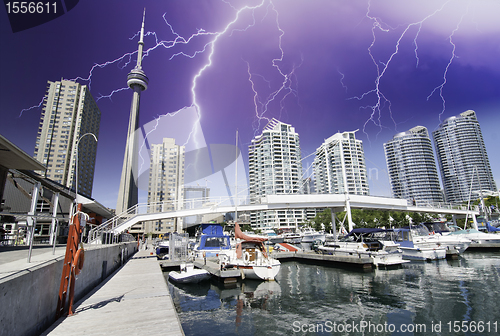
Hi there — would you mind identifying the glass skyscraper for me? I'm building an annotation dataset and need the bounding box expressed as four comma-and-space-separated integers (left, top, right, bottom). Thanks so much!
384, 126, 443, 205
314, 130, 369, 196
432, 110, 496, 203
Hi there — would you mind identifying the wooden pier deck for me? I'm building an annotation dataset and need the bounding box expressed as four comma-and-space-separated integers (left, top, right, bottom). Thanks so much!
42, 250, 184, 336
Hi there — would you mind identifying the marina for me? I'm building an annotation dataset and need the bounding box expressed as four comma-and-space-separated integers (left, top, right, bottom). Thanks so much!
167, 250, 500, 336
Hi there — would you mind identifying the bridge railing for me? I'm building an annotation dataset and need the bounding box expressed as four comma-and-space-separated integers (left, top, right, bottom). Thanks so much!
86, 195, 253, 244
405, 199, 479, 212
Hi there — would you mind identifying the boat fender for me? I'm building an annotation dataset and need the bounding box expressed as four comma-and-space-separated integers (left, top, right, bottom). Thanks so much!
244, 251, 251, 263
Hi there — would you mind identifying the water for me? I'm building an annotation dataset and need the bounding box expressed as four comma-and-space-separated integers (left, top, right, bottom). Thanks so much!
165, 252, 500, 335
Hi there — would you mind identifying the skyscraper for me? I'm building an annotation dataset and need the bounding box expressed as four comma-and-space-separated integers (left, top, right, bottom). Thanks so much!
248, 118, 304, 229
384, 126, 443, 205
433, 110, 496, 203
34, 79, 100, 198
116, 10, 149, 214
314, 130, 369, 196
142, 138, 185, 235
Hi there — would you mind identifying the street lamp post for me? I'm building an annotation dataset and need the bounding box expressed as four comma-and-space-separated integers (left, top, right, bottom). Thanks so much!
73, 132, 98, 200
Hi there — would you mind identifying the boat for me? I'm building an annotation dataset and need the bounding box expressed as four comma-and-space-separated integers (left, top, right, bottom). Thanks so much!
317, 228, 409, 267
392, 227, 447, 260
282, 231, 302, 244
218, 223, 281, 281
168, 263, 211, 284
298, 227, 326, 249
264, 229, 284, 244
155, 240, 169, 260
413, 223, 471, 256
446, 225, 500, 245
191, 224, 232, 259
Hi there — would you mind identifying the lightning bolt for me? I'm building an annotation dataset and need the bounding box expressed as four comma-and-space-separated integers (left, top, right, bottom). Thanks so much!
350, 0, 452, 141
427, 6, 469, 122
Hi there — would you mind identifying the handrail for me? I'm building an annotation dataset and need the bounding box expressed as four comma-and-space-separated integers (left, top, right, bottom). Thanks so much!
87, 193, 479, 244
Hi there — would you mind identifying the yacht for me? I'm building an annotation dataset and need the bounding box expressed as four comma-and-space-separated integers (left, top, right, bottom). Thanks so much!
318, 228, 408, 267
392, 227, 446, 260
411, 224, 471, 256
191, 224, 232, 259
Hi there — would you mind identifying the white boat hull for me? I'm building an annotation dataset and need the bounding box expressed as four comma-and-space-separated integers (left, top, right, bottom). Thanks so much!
168, 264, 211, 284
318, 241, 407, 267
236, 262, 281, 281
399, 246, 446, 260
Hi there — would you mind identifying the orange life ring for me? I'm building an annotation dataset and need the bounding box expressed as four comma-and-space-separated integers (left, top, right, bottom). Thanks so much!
73, 248, 85, 275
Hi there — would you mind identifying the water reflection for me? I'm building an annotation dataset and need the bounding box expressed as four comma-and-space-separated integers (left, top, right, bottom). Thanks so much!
166, 252, 500, 335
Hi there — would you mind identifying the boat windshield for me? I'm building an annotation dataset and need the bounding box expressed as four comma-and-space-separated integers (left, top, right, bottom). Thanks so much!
204, 237, 230, 248
424, 222, 450, 232
410, 224, 431, 237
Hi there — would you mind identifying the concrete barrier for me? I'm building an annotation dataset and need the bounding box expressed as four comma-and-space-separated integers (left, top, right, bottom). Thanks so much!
0, 242, 137, 336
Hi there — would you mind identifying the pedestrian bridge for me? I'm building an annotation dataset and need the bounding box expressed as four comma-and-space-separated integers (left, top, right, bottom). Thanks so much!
87, 194, 478, 243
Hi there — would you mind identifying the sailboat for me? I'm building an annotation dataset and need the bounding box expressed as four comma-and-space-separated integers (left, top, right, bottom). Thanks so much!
216, 130, 280, 280
218, 223, 281, 280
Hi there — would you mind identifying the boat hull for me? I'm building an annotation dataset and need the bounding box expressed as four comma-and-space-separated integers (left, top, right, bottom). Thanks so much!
235, 263, 281, 281
399, 247, 446, 260
169, 269, 211, 284
318, 245, 407, 266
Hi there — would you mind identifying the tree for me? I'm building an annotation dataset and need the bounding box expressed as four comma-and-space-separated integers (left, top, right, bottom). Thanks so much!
309, 210, 332, 232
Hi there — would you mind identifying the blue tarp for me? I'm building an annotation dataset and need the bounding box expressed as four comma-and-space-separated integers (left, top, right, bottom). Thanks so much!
486, 222, 500, 232
201, 224, 224, 235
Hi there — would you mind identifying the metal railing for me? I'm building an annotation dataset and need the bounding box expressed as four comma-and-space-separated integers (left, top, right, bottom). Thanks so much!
87, 193, 480, 244
86, 196, 246, 244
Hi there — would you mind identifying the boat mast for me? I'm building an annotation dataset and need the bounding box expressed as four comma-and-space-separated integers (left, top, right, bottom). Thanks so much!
235, 129, 238, 227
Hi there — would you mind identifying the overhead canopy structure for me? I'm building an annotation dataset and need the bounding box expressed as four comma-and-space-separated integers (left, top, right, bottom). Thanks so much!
0, 134, 46, 206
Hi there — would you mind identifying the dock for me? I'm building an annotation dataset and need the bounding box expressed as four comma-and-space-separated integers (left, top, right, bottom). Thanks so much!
193, 257, 241, 283
42, 250, 184, 336
467, 242, 500, 251
273, 251, 374, 269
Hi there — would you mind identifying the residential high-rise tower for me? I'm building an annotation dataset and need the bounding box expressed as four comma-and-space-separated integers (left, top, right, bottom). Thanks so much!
248, 118, 304, 229
314, 130, 369, 196
433, 110, 496, 203
142, 138, 184, 235
33, 79, 100, 198
384, 126, 443, 205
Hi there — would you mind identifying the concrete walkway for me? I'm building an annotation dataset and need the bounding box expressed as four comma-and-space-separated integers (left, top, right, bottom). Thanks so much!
42, 250, 184, 336
0, 245, 67, 280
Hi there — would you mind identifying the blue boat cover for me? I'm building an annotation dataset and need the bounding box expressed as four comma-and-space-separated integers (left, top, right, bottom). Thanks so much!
201, 224, 224, 235
486, 222, 500, 232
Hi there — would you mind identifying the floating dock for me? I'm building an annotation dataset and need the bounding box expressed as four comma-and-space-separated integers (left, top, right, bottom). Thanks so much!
193, 258, 241, 284
467, 242, 500, 251
273, 251, 374, 269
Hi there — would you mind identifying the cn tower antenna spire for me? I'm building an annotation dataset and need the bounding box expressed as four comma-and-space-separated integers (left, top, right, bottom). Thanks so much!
116, 10, 149, 214
137, 8, 146, 69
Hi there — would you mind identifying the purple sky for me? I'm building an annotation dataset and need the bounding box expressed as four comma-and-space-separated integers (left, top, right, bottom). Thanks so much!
1, 0, 499, 209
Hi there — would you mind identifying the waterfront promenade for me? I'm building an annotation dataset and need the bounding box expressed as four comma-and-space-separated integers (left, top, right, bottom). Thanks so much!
41, 249, 184, 336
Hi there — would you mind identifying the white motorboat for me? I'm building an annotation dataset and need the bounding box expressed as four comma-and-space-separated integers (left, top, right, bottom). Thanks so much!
446, 225, 500, 245
191, 224, 232, 259
412, 224, 471, 256
392, 227, 447, 260
299, 227, 326, 244
318, 228, 408, 267
218, 223, 281, 281
168, 263, 211, 284
155, 240, 169, 260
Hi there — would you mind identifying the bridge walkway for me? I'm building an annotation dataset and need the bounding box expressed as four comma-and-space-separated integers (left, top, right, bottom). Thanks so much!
42, 250, 184, 336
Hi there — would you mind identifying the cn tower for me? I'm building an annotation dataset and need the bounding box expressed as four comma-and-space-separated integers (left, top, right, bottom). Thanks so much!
116, 10, 149, 214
